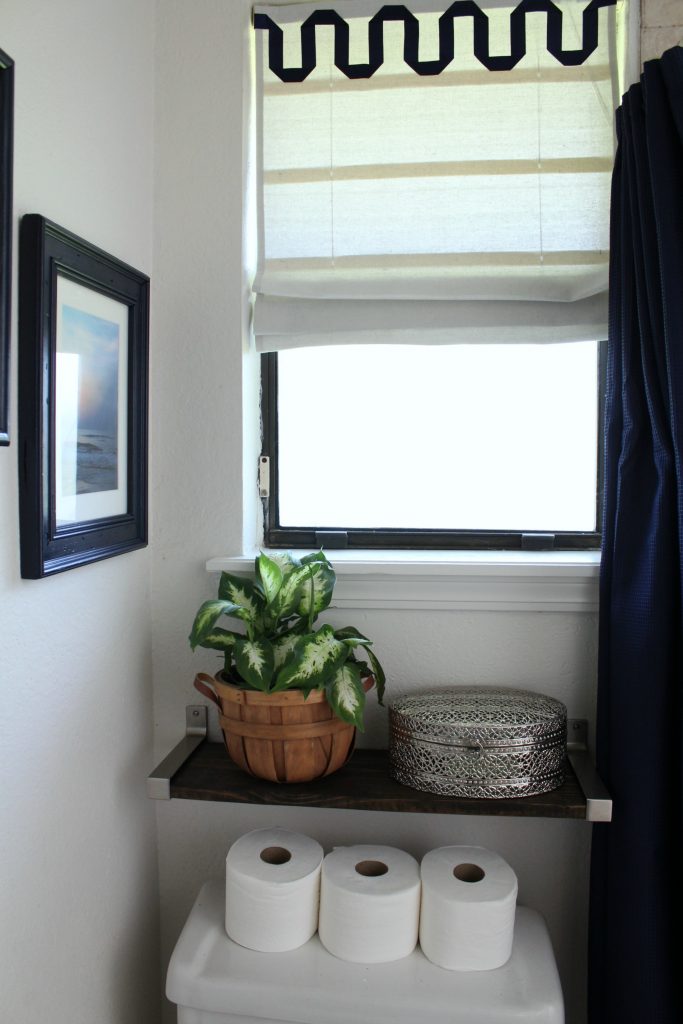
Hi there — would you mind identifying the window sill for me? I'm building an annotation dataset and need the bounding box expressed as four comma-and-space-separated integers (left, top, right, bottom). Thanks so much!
206, 549, 600, 613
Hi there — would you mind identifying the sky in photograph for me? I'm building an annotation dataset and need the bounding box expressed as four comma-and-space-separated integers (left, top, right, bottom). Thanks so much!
60, 303, 120, 436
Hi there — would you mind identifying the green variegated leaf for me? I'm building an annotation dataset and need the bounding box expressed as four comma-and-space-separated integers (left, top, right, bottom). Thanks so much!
300, 550, 331, 567
273, 564, 314, 621
266, 552, 301, 574
256, 552, 284, 604
278, 616, 310, 637
271, 625, 346, 694
364, 647, 386, 705
334, 626, 370, 642
189, 600, 243, 650
334, 627, 385, 704
234, 637, 274, 691
218, 573, 264, 625
272, 631, 302, 670
326, 661, 365, 730
196, 627, 242, 652
298, 561, 336, 620
338, 634, 374, 651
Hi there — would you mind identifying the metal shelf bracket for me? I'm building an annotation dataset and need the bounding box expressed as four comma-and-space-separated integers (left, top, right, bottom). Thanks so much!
147, 705, 207, 800
566, 718, 612, 822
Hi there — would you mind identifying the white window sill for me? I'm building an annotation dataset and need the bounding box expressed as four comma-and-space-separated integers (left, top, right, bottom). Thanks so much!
206, 550, 600, 613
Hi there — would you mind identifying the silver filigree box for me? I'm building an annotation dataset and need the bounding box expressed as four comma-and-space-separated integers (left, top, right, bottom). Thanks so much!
389, 687, 567, 799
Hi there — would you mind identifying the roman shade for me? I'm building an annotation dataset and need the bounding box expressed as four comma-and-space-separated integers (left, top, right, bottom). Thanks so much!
252, 0, 629, 350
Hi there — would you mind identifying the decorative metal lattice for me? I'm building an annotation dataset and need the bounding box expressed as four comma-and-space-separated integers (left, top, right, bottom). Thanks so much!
389, 687, 567, 798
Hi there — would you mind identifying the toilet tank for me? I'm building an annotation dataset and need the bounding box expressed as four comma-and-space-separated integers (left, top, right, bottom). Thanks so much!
167, 880, 564, 1024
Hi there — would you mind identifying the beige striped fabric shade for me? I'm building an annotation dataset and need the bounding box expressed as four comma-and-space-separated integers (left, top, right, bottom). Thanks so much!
253, 0, 630, 348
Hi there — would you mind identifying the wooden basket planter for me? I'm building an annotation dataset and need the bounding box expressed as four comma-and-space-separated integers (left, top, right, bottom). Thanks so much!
193, 671, 373, 784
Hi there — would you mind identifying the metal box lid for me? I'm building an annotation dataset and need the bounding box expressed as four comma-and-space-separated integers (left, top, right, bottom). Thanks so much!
389, 687, 567, 750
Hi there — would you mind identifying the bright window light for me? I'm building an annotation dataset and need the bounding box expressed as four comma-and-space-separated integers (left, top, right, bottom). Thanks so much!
276, 342, 599, 534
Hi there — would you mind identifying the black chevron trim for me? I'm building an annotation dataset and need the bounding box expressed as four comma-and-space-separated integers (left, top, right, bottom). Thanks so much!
254, 0, 617, 81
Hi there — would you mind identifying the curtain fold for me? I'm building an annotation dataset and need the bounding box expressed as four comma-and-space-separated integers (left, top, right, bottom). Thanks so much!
253, 291, 608, 350
589, 45, 683, 1024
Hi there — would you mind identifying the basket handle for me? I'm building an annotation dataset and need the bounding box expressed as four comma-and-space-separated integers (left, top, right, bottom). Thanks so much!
193, 672, 222, 709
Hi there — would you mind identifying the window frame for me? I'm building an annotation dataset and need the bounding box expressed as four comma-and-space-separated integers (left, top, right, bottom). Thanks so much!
260, 343, 606, 552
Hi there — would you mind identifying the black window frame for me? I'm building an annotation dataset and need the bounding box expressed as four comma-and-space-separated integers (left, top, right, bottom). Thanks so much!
260, 343, 605, 551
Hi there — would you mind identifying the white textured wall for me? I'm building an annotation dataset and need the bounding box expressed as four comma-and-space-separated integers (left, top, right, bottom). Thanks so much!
641, 0, 683, 61
0, 3, 160, 1023
151, 0, 251, 1009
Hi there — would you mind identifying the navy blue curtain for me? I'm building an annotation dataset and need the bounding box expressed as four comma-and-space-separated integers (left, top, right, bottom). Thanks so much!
589, 46, 683, 1024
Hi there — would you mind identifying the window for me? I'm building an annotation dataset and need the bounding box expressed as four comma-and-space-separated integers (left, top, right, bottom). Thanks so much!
252, 1, 629, 550
262, 341, 604, 549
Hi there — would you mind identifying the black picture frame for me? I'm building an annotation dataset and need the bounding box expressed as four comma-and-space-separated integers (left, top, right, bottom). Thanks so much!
19, 215, 149, 577
0, 48, 14, 446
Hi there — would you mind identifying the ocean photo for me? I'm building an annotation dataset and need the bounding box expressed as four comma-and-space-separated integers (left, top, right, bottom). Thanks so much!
76, 428, 118, 493
59, 303, 120, 496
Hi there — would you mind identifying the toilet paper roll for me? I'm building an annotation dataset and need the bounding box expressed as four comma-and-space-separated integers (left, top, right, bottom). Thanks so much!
225, 828, 323, 952
319, 845, 421, 963
419, 845, 518, 971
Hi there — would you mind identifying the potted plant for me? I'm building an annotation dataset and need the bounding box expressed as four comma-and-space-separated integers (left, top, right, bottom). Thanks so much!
189, 551, 385, 783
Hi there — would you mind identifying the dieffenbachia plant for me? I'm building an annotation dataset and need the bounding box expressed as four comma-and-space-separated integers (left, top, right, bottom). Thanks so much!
189, 551, 385, 730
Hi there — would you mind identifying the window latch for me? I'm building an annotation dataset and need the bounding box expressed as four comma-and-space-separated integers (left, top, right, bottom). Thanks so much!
521, 533, 556, 551
314, 531, 349, 549
258, 455, 270, 498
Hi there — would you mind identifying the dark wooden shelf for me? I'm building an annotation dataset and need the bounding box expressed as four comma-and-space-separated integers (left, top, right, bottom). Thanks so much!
168, 742, 588, 819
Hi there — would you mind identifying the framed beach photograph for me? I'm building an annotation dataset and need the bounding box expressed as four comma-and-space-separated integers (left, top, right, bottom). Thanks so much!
19, 216, 149, 577
0, 48, 13, 446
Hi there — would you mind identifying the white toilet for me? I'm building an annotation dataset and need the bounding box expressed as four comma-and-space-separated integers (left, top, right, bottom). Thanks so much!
166, 880, 564, 1023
